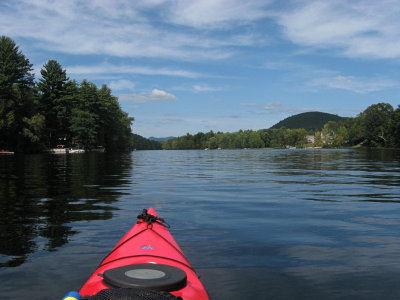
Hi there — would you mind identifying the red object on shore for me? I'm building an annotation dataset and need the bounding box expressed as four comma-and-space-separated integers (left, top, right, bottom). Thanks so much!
79, 208, 209, 299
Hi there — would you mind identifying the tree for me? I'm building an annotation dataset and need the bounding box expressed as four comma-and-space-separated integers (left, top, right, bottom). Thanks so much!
276, 127, 289, 147
193, 132, 206, 149
321, 121, 338, 146
248, 131, 264, 148
361, 103, 394, 147
131, 134, 162, 150
259, 129, 272, 148
345, 116, 365, 146
291, 128, 307, 148
22, 113, 45, 152
314, 131, 322, 147
114, 111, 134, 151
37, 60, 69, 147
208, 137, 218, 149
97, 84, 117, 146
321, 121, 348, 147
0, 36, 34, 150
0, 37, 135, 153
95, 84, 135, 151
393, 105, 400, 147
69, 108, 98, 148
216, 132, 232, 149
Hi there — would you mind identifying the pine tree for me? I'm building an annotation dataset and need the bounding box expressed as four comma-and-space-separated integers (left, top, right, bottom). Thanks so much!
37, 60, 69, 147
0, 36, 34, 151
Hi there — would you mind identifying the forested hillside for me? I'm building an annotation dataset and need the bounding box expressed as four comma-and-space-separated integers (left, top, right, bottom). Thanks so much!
132, 134, 162, 150
270, 112, 346, 130
0, 36, 150, 153
163, 103, 400, 149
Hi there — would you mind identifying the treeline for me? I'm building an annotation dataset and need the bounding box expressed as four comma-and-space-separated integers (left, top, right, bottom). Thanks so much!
316, 102, 400, 148
0, 36, 136, 153
132, 134, 162, 150
163, 128, 310, 149
163, 102, 400, 149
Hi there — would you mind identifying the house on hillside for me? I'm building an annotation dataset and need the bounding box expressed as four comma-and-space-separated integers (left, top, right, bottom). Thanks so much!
306, 135, 315, 144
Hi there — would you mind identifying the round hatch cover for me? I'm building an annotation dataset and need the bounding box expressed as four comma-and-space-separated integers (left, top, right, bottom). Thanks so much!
103, 263, 187, 292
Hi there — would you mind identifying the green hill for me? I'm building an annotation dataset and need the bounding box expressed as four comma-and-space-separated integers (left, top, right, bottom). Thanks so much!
270, 112, 347, 131
132, 134, 162, 150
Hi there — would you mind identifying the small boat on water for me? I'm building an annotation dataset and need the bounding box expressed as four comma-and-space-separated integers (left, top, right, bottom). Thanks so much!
68, 148, 85, 154
0, 150, 14, 155
63, 208, 209, 300
45, 145, 68, 154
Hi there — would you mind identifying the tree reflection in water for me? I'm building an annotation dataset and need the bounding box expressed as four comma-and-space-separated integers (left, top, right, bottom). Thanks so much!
0, 153, 131, 267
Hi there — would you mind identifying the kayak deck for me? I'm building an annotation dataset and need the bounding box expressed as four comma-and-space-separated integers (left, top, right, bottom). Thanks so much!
79, 208, 209, 299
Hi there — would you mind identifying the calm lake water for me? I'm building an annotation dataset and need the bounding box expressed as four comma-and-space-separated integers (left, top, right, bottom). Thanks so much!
1, 149, 400, 299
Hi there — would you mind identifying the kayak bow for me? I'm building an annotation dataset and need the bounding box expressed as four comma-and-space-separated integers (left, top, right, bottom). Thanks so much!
76, 208, 209, 300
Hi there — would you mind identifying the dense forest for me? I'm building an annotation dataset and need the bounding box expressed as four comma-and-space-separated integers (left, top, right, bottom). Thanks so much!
0, 36, 158, 153
270, 112, 347, 131
163, 102, 400, 150
132, 134, 162, 150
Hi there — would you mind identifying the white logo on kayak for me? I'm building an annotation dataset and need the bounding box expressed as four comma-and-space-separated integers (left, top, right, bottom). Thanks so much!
141, 245, 154, 250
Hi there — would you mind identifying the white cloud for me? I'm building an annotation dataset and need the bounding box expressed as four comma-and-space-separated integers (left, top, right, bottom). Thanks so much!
273, 0, 400, 59
192, 84, 221, 93
167, 0, 271, 29
258, 56, 398, 94
0, 0, 266, 61
109, 79, 135, 91
150, 89, 177, 101
171, 84, 224, 93
3, 0, 400, 63
66, 63, 201, 78
119, 89, 177, 103
241, 102, 284, 114
241, 102, 321, 115
309, 75, 396, 93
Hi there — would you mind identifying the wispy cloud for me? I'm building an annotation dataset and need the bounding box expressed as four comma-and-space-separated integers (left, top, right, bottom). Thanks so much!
171, 84, 224, 93
109, 79, 136, 91
192, 84, 222, 93
119, 89, 177, 103
241, 102, 321, 115
3, 0, 400, 63
309, 75, 397, 94
167, 0, 272, 29
0, 0, 268, 61
273, 0, 400, 59
66, 63, 201, 78
259, 57, 398, 94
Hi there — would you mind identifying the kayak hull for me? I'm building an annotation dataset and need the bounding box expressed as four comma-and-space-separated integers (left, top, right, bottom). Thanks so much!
79, 208, 209, 299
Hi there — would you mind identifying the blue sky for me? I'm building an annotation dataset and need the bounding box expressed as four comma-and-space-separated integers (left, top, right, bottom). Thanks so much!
1, 0, 400, 138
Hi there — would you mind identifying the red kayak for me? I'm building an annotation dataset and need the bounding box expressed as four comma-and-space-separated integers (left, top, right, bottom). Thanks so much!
76, 208, 209, 300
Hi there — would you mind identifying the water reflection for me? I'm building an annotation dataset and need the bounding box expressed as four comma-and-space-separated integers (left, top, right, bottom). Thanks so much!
0, 153, 132, 267
1, 148, 400, 299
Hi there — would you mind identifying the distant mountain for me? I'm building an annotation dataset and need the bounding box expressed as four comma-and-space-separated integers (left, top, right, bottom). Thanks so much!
148, 136, 175, 141
270, 112, 347, 131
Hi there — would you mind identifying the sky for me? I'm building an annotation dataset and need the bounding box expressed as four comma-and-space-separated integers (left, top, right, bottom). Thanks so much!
1, 0, 400, 138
